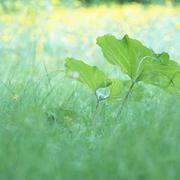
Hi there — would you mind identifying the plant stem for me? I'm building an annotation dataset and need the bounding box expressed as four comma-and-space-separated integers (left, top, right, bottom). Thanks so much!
96, 98, 100, 110
92, 93, 100, 120
116, 81, 135, 120
92, 93, 109, 121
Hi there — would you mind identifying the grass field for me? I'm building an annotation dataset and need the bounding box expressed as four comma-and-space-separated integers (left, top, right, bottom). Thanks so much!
0, 2, 180, 180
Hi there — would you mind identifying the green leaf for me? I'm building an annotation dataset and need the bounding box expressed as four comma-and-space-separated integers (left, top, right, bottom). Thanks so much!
143, 52, 180, 91
168, 72, 180, 94
97, 34, 180, 93
65, 58, 112, 93
97, 34, 155, 81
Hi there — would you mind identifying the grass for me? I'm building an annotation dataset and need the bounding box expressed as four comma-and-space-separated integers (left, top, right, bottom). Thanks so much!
0, 3, 180, 180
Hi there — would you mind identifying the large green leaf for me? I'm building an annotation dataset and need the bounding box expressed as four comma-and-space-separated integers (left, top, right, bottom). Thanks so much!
97, 34, 155, 81
97, 34, 180, 92
65, 58, 112, 93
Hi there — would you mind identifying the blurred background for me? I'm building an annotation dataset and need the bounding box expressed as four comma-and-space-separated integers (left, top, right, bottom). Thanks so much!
0, 0, 179, 10
0, 0, 179, 77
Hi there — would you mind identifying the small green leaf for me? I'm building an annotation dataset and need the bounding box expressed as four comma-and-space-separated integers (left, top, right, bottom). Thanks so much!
143, 52, 180, 91
65, 58, 112, 93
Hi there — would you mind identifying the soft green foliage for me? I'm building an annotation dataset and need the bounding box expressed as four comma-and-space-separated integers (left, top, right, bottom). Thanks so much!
97, 34, 180, 93
0, 68, 180, 180
65, 35, 180, 107
65, 34, 180, 121
65, 58, 112, 93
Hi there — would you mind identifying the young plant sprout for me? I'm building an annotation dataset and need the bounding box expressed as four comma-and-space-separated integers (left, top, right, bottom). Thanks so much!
65, 58, 112, 111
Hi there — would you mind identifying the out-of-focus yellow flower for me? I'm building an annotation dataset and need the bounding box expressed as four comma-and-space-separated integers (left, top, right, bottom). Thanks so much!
21, 8, 38, 27
51, 0, 59, 5
1, 15, 13, 23
1, 34, 13, 42
21, 16, 35, 27
176, 23, 180, 29
37, 43, 44, 51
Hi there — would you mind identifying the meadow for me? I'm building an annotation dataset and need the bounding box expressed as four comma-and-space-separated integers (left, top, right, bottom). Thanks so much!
0, 2, 180, 180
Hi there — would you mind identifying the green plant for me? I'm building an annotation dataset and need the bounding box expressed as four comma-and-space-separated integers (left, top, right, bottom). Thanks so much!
65, 34, 180, 119
65, 58, 112, 109
97, 35, 180, 117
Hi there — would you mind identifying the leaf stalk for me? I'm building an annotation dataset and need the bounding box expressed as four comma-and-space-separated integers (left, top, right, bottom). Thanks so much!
116, 81, 135, 120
